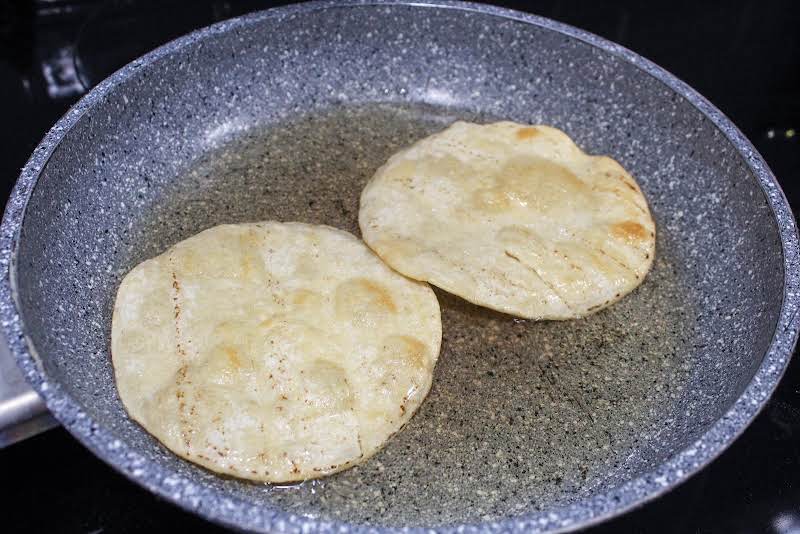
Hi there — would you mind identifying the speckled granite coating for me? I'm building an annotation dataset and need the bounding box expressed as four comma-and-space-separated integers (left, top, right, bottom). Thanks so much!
1, 1, 798, 533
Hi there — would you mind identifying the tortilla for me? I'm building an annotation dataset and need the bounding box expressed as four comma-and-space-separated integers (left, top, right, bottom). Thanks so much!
359, 121, 655, 319
111, 222, 441, 482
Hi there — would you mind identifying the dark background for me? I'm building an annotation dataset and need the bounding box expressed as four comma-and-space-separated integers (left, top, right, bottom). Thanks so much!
1, 1, 799, 532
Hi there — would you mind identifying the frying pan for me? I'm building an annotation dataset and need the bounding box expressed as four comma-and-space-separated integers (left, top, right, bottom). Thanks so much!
1, 1, 798, 532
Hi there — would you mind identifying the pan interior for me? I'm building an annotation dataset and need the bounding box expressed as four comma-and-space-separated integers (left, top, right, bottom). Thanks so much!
11, 4, 785, 529
130, 102, 698, 524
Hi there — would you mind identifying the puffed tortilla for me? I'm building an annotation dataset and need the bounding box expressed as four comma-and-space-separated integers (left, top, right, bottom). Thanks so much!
111, 222, 441, 482
359, 121, 655, 319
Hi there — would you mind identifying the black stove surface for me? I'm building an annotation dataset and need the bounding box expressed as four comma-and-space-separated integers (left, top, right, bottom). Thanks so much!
2, 1, 799, 532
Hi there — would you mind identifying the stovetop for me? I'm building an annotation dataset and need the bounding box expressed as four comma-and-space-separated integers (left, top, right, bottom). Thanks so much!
2, 1, 798, 532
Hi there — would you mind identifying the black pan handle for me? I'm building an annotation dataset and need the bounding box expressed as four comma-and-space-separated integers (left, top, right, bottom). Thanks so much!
0, 336, 57, 447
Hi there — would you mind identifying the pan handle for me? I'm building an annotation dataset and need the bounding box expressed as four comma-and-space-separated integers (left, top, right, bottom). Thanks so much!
0, 335, 57, 448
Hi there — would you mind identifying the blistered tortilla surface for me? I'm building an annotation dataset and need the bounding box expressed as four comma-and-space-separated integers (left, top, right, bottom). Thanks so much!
112, 222, 441, 482
359, 121, 656, 319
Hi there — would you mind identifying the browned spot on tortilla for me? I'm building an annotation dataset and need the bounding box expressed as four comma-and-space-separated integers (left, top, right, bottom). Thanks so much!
372, 237, 420, 267
399, 389, 415, 416
335, 277, 397, 319
169, 262, 195, 449
224, 347, 241, 368
359, 279, 396, 312
611, 172, 638, 191
291, 289, 320, 306
390, 335, 428, 369
171, 273, 181, 320
612, 221, 648, 241
238, 229, 264, 273
516, 126, 540, 140
259, 318, 275, 330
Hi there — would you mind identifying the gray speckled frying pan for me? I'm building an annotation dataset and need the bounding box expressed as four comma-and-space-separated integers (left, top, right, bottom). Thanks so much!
1, 1, 798, 532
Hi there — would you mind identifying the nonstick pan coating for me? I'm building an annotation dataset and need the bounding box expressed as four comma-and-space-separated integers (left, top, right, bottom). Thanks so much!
2, 1, 798, 532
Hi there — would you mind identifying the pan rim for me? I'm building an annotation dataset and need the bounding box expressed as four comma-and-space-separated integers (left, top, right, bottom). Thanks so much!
2, 1, 798, 532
